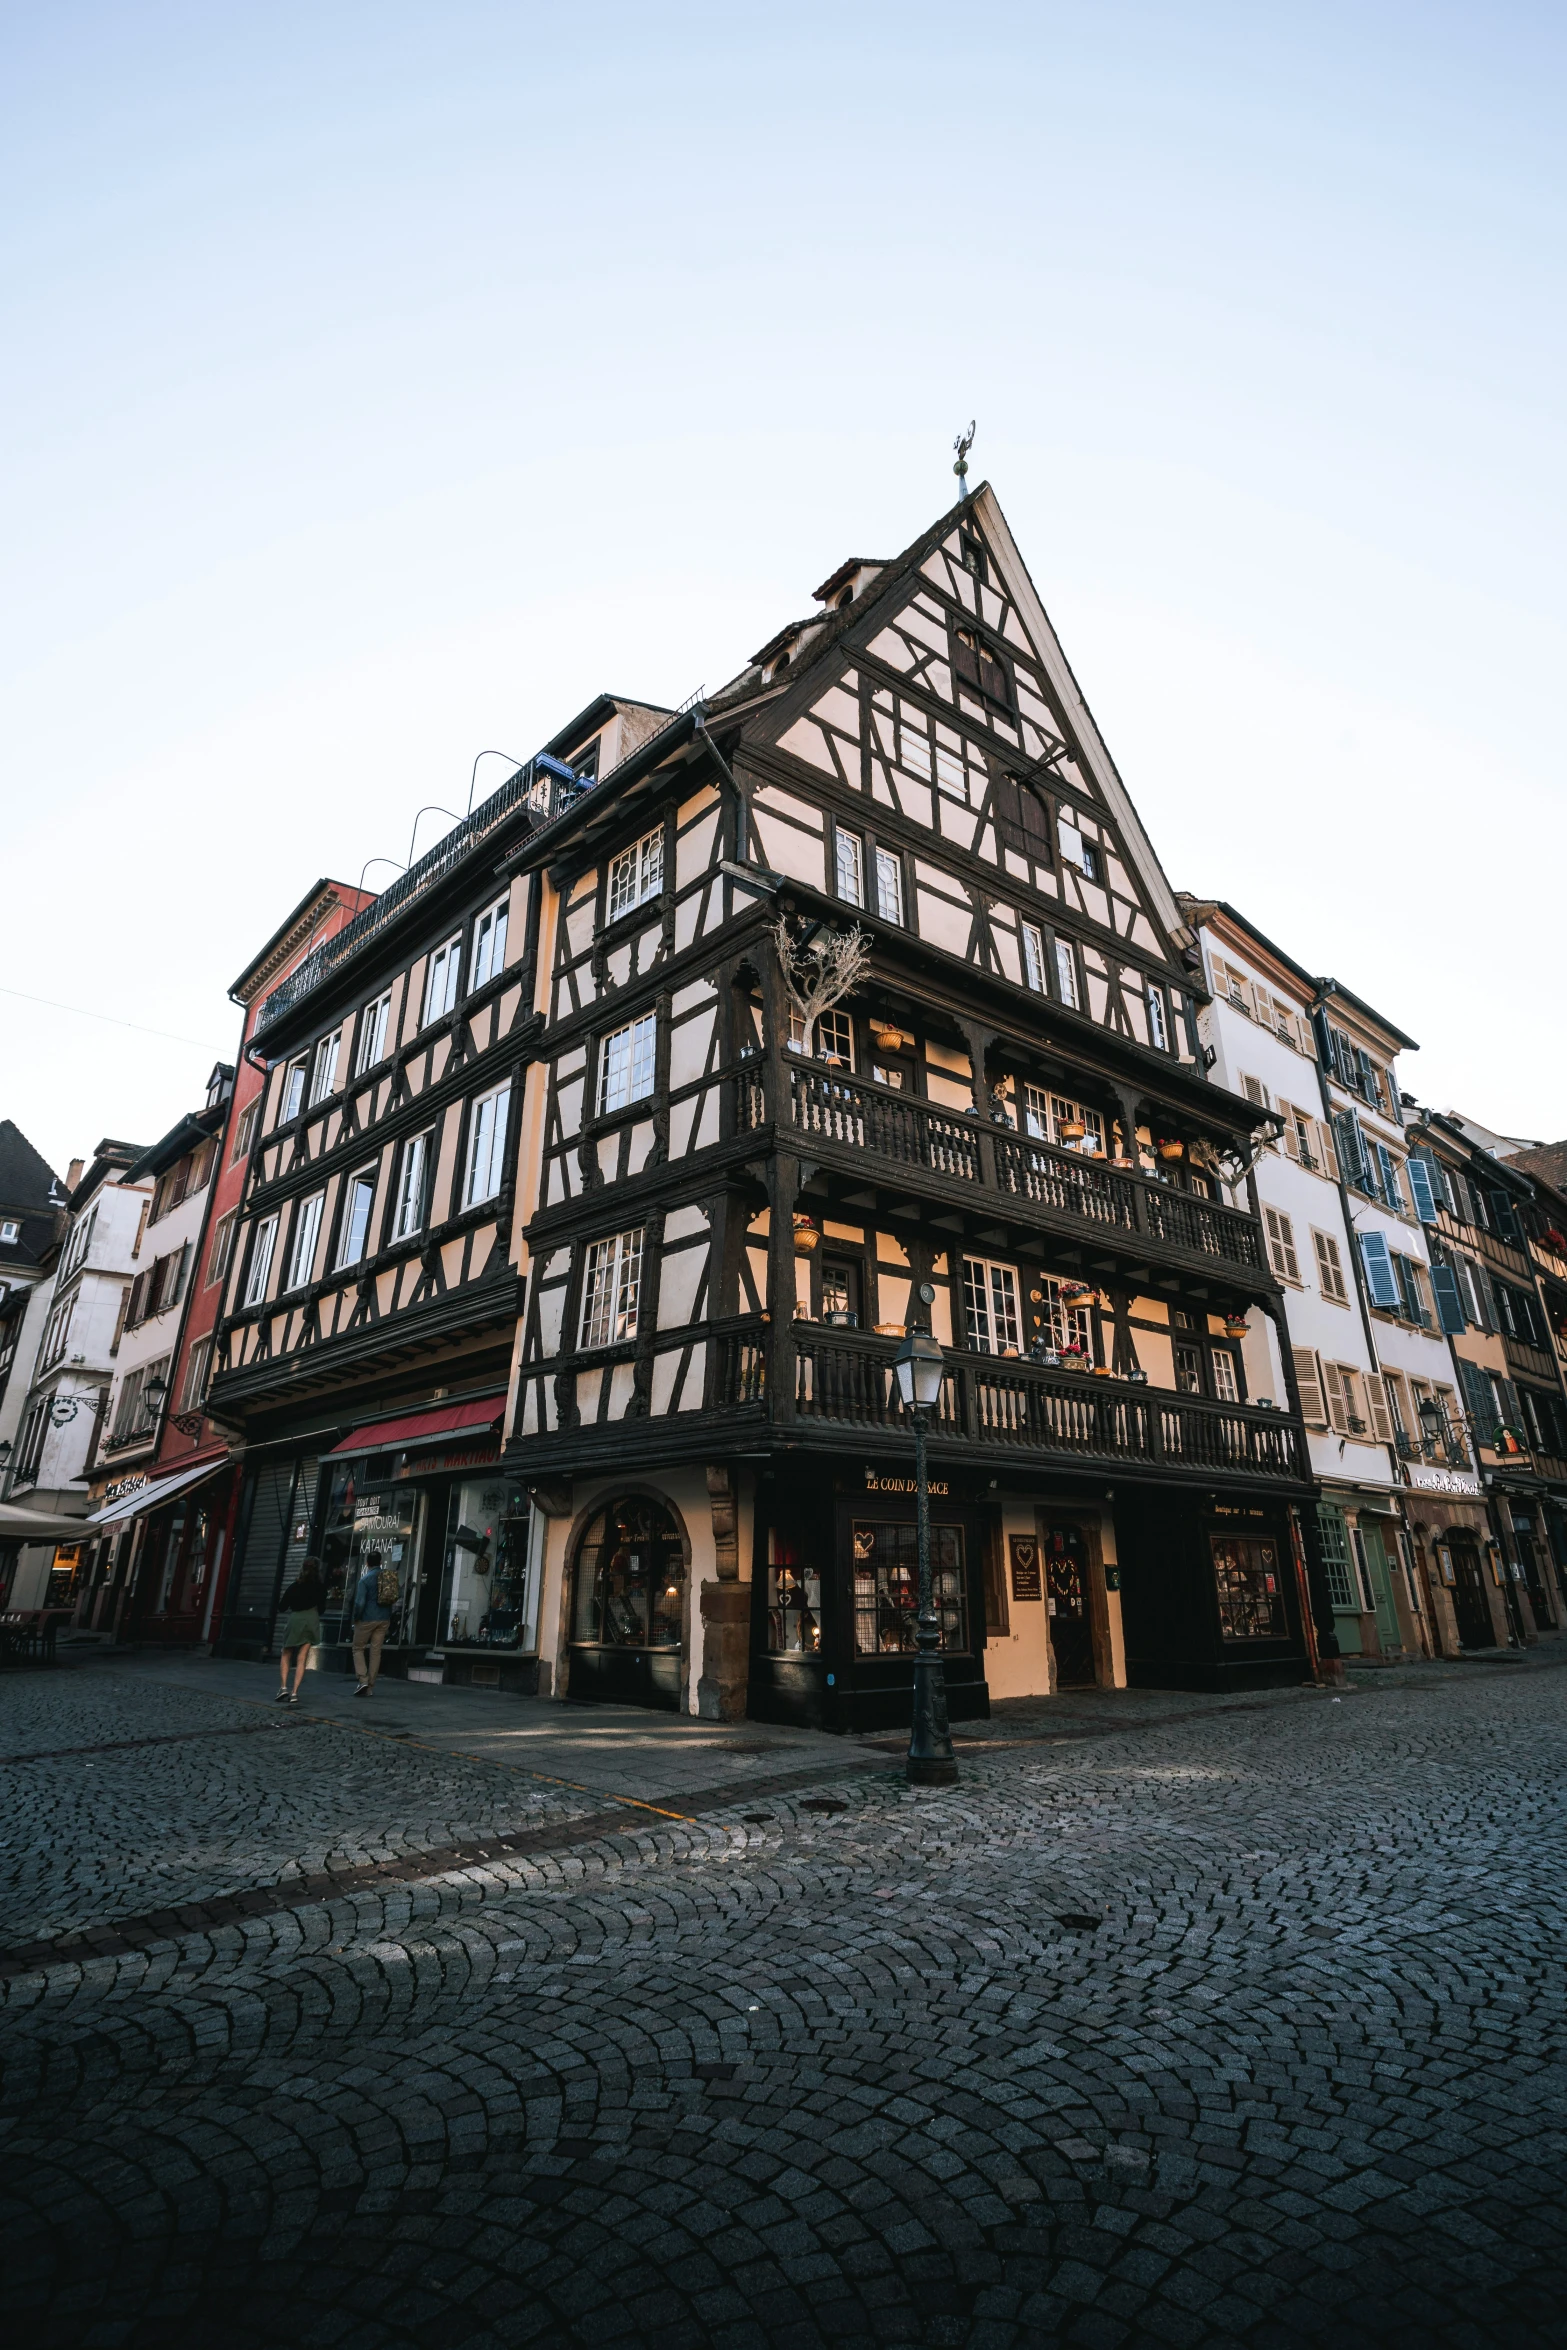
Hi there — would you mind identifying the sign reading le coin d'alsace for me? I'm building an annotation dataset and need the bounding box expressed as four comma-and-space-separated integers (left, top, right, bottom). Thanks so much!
862, 1465, 949, 1496
1008, 1534, 1043, 1602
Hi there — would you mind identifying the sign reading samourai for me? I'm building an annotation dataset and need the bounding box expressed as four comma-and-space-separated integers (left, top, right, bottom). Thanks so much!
1009, 1534, 1043, 1602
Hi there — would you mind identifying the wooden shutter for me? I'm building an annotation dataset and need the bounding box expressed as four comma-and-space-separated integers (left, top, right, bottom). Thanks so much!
1429, 1262, 1466, 1335
1317, 1120, 1339, 1180
1367, 1375, 1394, 1445
1264, 1207, 1300, 1283
125, 1271, 148, 1329
1322, 1360, 1350, 1433
1292, 1347, 1327, 1426
110, 1283, 132, 1355
1407, 1154, 1439, 1223
1359, 1230, 1400, 1311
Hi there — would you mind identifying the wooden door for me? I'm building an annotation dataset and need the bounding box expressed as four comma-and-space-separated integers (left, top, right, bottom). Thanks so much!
1043, 1522, 1097, 1687
1448, 1537, 1494, 1649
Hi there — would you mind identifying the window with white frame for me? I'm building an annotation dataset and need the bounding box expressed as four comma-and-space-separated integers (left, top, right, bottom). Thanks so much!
231, 1098, 259, 1163
308, 1030, 342, 1107
1210, 1348, 1240, 1403
41, 1295, 75, 1368
61, 1206, 97, 1280
607, 825, 663, 920
463, 1084, 512, 1208
243, 1214, 279, 1306
0, 1218, 18, 1244
1036, 1276, 1093, 1356
207, 1210, 237, 1287
112, 1365, 148, 1443
336, 1168, 377, 1267
281, 1059, 308, 1122
1021, 922, 1046, 994
471, 895, 509, 988
355, 991, 392, 1075
598, 1014, 657, 1116
1146, 987, 1170, 1052
1054, 937, 1082, 1010
423, 936, 462, 1025
1022, 1086, 1103, 1155
285, 1192, 325, 1289
835, 827, 864, 907
1056, 805, 1100, 881
391, 1134, 431, 1239
962, 1257, 1022, 1354
180, 1338, 212, 1415
15, 1399, 48, 1482
816, 1007, 853, 1066
874, 847, 904, 925
580, 1227, 644, 1349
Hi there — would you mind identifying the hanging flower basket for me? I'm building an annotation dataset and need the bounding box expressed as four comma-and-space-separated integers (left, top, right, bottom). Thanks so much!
1059, 1121, 1086, 1145
869, 1022, 908, 1054
1222, 1313, 1249, 1339
1157, 1138, 1185, 1161
1058, 1279, 1093, 1305
792, 1215, 820, 1256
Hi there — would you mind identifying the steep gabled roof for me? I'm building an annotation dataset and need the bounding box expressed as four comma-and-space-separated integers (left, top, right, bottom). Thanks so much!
0, 1121, 62, 1213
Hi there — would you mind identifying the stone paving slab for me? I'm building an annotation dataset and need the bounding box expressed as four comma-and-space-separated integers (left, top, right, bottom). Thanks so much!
3, 1650, 1567, 2347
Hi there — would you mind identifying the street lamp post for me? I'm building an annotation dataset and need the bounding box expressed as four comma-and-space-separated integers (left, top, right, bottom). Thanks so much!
893, 1328, 958, 1788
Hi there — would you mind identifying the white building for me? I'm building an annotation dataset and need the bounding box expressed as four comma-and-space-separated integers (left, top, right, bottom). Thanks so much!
1180, 899, 1466, 1663
4, 1140, 151, 1610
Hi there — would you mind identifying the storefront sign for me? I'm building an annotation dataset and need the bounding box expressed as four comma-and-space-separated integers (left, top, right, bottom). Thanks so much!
1008, 1534, 1042, 1602
394, 1442, 501, 1479
103, 1474, 148, 1501
1405, 1464, 1482, 1497
863, 1467, 949, 1496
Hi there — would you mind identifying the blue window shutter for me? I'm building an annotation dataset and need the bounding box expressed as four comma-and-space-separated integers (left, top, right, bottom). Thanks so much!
1360, 1230, 1400, 1311
1459, 1357, 1492, 1429
1407, 1155, 1438, 1223
1430, 1262, 1466, 1335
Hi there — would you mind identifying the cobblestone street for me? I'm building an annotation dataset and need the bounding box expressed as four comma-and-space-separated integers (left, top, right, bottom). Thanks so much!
3, 1653, 1565, 2350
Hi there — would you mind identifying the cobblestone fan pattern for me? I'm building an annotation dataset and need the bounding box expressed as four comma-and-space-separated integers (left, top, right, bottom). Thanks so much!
3, 1661, 1566, 2349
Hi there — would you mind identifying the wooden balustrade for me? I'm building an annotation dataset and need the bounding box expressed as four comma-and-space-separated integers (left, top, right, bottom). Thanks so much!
735, 1061, 1265, 1273
717, 1319, 1305, 1480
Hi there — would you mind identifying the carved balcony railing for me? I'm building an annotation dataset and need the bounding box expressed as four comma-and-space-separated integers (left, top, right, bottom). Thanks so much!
717, 1320, 1305, 1481
739, 1062, 1265, 1274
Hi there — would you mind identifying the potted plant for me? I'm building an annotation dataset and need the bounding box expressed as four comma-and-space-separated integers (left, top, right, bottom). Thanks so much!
1058, 1279, 1093, 1305
1156, 1137, 1185, 1162
1058, 1115, 1086, 1142
869, 1020, 907, 1053
1222, 1312, 1249, 1339
792, 1214, 820, 1256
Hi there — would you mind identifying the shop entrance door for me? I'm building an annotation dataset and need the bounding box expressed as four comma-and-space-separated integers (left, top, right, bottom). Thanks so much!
1042, 1522, 1097, 1688
1448, 1537, 1494, 1649
569, 1494, 687, 1710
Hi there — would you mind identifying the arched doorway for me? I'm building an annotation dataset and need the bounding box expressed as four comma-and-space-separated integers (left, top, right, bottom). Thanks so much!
568, 1494, 687, 1710
1447, 1534, 1494, 1650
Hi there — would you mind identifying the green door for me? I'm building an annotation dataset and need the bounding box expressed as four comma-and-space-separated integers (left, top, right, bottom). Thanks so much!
1355, 1519, 1403, 1650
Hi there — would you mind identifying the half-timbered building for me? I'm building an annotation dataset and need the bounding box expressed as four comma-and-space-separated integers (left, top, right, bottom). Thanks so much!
206, 710, 668, 1680
504, 487, 1314, 1723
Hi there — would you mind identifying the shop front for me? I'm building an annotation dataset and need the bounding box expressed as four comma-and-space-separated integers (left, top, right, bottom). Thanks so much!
1116, 1487, 1308, 1692
1401, 1465, 1503, 1652
747, 1457, 992, 1734
79, 1457, 238, 1646
312, 1397, 538, 1690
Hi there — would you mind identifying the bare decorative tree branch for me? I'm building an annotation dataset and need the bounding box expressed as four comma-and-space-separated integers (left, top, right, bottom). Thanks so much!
770, 916, 872, 1050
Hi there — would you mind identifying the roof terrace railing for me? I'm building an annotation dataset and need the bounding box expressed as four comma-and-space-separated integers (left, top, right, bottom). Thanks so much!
251, 691, 700, 1043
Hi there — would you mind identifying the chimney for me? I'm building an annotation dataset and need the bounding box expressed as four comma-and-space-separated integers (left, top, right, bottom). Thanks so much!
67, 1158, 84, 1194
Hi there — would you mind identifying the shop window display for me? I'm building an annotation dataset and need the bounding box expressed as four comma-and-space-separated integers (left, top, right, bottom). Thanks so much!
851, 1519, 966, 1655
439, 1479, 533, 1647
573, 1496, 685, 1650
766, 1528, 821, 1653
319, 1469, 423, 1643
1210, 1533, 1286, 1640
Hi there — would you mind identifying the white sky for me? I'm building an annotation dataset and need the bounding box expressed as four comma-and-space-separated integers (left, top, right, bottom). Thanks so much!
3, 2, 1563, 1179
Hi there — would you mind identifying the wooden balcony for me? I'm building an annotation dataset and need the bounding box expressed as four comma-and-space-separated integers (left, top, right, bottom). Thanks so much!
740, 1063, 1267, 1279
714, 1317, 1306, 1485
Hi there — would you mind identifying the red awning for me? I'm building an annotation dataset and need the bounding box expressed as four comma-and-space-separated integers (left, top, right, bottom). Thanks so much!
324, 1397, 506, 1459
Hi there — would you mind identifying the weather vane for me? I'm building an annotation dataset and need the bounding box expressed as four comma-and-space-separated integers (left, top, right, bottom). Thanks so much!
953, 420, 976, 498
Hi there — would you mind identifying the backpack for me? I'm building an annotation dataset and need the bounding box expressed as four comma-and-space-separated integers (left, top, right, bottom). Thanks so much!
376, 1563, 401, 1607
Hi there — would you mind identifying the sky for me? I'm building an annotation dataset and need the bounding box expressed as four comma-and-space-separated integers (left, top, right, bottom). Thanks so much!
2, 1, 1563, 1180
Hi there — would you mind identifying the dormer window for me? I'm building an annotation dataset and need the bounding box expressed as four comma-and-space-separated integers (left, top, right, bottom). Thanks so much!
771, 648, 791, 673
953, 626, 1011, 708
959, 530, 987, 582
835, 586, 854, 609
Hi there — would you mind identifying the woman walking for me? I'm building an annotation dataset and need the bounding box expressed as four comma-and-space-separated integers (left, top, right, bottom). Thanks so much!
276, 1558, 325, 1705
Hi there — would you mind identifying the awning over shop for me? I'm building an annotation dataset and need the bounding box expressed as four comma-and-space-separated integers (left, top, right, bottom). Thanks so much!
86, 1457, 230, 1530
0, 1501, 92, 1544
324, 1396, 506, 1459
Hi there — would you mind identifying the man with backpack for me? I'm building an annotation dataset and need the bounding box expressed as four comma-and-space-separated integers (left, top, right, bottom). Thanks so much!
351, 1547, 399, 1694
